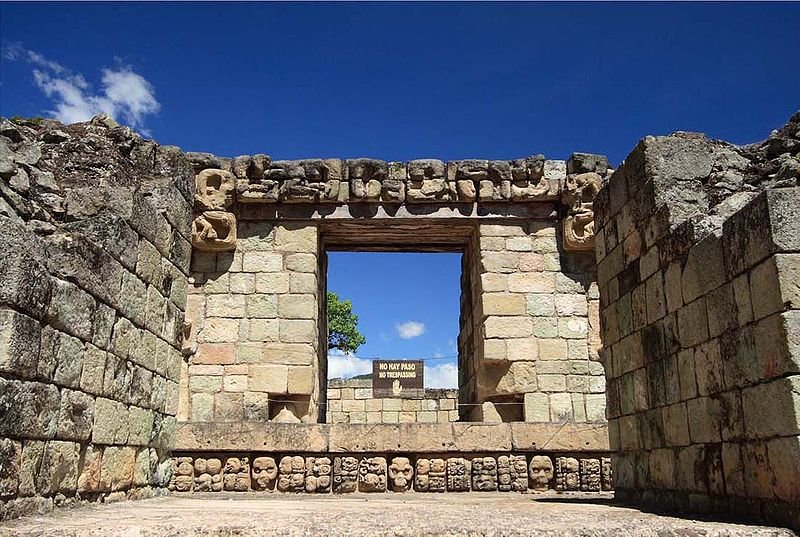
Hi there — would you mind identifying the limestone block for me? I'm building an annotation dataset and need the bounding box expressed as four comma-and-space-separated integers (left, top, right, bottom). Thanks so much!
528, 455, 554, 491
77, 445, 104, 493
483, 293, 526, 316
191, 393, 214, 422
508, 272, 555, 293
333, 456, 358, 493
0, 309, 41, 380
285, 253, 317, 273
484, 316, 532, 338
388, 457, 414, 492
742, 376, 800, 438
279, 319, 316, 343
288, 366, 314, 395
251, 456, 278, 491
256, 272, 290, 294
524, 392, 549, 422
192, 211, 237, 253
481, 252, 518, 274
248, 319, 279, 342
345, 158, 387, 202
249, 364, 289, 394
471, 456, 498, 491
687, 396, 723, 444
446, 458, 470, 492
274, 159, 342, 203
193, 457, 223, 492
47, 279, 95, 342
694, 339, 724, 396
507, 338, 537, 361
278, 294, 316, 320
56, 389, 94, 442
554, 457, 580, 491
358, 456, 387, 492
677, 298, 709, 348
37, 441, 79, 495
0, 438, 22, 498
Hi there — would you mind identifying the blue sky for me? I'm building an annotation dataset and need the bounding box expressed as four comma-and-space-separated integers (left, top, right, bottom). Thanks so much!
2, 2, 798, 386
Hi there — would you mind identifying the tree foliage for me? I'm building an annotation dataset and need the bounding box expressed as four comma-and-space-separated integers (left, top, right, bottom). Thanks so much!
327, 291, 366, 354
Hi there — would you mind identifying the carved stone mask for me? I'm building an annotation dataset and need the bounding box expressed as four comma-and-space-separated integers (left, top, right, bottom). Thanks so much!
529, 456, 554, 491
252, 457, 278, 489
195, 168, 236, 210
388, 457, 414, 492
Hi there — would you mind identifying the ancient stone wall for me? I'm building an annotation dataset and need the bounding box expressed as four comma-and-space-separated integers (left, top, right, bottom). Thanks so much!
594, 118, 800, 529
326, 378, 458, 424
0, 116, 192, 520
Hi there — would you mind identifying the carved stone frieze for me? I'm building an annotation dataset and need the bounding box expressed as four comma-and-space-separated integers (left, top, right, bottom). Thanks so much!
191, 210, 237, 252
562, 171, 602, 252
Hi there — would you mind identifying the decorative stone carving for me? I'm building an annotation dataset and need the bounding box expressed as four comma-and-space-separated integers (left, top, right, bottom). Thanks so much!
446, 457, 470, 492
347, 159, 388, 202
415, 458, 446, 492
388, 457, 413, 492
236, 154, 279, 203
407, 159, 454, 203
223, 457, 251, 491
528, 455, 554, 491
272, 403, 301, 423
278, 455, 306, 492
333, 456, 359, 494
580, 458, 601, 492
191, 210, 237, 252
268, 159, 343, 203
497, 455, 528, 492
555, 457, 580, 491
601, 457, 613, 491
252, 456, 278, 491
180, 321, 196, 357
193, 457, 223, 492
195, 168, 236, 211
172, 456, 193, 492
562, 171, 602, 252
471, 456, 498, 492
358, 456, 387, 492
383, 162, 407, 203
511, 156, 560, 201
305, 456, 332, 493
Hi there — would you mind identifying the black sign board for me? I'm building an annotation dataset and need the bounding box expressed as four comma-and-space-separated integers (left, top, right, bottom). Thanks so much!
372, 360, 424, 398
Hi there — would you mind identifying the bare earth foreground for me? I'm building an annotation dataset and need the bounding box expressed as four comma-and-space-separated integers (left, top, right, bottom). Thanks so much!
0, 493, 796, 537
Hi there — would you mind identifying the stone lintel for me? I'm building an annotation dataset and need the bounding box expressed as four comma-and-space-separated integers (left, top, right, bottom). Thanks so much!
175, 422, 609, 453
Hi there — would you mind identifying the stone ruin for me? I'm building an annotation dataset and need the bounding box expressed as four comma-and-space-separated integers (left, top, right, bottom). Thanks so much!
0, 110, 798, 531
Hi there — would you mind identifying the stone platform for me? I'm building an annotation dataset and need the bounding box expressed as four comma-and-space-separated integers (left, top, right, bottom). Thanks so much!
0, 493, 794, 537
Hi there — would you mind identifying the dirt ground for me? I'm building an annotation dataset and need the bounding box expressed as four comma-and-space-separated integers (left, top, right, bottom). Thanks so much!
0, 492, 795, 537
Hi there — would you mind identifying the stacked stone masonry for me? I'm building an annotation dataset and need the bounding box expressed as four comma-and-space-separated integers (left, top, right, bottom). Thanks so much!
0, 116, 191, 520
326, 378, 458, 424
594, 112, 800, 530
168, 452, 612, 494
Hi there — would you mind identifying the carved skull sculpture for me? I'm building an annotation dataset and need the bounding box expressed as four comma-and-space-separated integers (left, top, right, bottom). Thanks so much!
388, 457, 414, 492
195, 168, 236, 211
562, 172, 602, 251
251, 456, 278, 490
529, 455, 554, 491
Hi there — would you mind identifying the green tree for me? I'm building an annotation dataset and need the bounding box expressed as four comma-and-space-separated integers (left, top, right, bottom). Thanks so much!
327, 291, 366, 353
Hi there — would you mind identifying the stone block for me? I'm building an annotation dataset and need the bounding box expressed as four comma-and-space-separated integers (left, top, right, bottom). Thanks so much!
285, 253, 317, 273
526, 293, 555, 316
128, 406, 154, 446
558, 317, 588, 339
249, 364, 289, 393
706, 282, 738, 338
247, 294, 278, 318
288, 366, 314, 395
100, 446, 135, 492
645, 273, 667, 324
47, 279, 95, 342
538, 339, 567, 360
742, 376, 800, 438
278, 294, 317, 320
279, 319, 316, 343
508, 272, 555, 293
206, 294, 246, 318
0, 308, 41, 380
248, 319, 279, 342
0, 379, 60, 440
482, 293, 526, 316
92, 398, 128, 445
753, 311, 800, 382
585, 394, 606, 422
195, 343, 235, 365
255, 272, 291, 294
191, 393, 214, 422
36, 441, 79, 494
199, 318, 240, 343
56, 389, 94, 442
549, 393, 573, 422
242, 252, 283, 273
555, 294, 588, 316
484, 316, 532, 338
694, 339, 725, 397
687, 396, 722, 444
767, 435, 800, 504
289, 273, 317, 294
732, 273, 754, 326
682, 235, 725, 303
677, 298, 709, 348
507, 338, 537, 361
229, 273, 256, 294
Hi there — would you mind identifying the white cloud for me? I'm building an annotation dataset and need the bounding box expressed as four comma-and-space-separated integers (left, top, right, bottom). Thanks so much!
396, 321, 426, 340
6, 45, 159, 133
327, 351, 372, 380
425, 362, 458, 389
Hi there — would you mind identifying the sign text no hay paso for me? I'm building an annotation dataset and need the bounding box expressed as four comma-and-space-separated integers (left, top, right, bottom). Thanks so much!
372, 360, 424, 398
